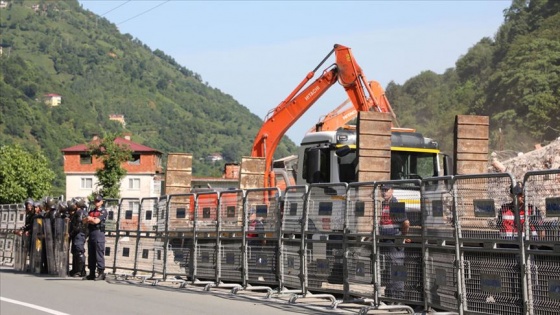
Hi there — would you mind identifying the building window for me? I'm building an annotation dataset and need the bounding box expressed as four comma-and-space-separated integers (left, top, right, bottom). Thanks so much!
128, 178, 140, 190
128, 153, 140, 165
176, 208, 186, 219
80, 154, 92, 164
81, 178, 93, 189
128, 201, 140, 213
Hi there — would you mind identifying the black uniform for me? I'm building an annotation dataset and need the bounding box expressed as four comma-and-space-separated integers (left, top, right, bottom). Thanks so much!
69, 207, 88, 277
17, 200, 35, 271
20, 208, 35, 234
86, 196, 107, 280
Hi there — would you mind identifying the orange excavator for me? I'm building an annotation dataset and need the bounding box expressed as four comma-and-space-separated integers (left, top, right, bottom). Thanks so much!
250, 44, 398, 189
308, 80, 397, 133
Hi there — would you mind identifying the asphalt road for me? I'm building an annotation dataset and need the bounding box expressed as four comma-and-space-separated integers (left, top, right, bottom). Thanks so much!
0, 267, 375, 315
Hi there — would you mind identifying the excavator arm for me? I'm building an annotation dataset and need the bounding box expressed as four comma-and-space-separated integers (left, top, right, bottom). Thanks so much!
311, 80, 398, 133
251, 67, 339, 187
251, 44, 396, 188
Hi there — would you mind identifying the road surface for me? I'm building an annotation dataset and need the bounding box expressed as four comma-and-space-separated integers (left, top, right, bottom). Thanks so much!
1, 267, 406, 315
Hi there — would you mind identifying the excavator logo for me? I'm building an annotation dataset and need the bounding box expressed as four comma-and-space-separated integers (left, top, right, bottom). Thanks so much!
304, 86, 321, 102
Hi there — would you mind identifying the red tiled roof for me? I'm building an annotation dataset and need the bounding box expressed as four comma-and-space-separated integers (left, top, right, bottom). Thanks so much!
61, 137, 161, 153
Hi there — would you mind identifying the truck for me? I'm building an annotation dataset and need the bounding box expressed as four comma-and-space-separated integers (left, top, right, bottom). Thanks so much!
251, 44, 450, 190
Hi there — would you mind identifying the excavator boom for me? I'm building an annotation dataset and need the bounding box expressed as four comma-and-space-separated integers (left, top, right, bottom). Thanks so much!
251, 44, 395, 188
310, 80, 399, 133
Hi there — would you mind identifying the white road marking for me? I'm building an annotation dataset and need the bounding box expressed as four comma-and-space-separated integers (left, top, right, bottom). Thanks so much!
1, 296, 70, 315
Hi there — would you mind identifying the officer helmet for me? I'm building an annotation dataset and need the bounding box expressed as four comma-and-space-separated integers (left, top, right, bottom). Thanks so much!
25, 198, 34, 206
510, 182, 523, 196
74, 197, 87, 209
67, 199, 76, 209
33, 201, 42, 209
58, 200, 68, 212
46, 197, 57, 209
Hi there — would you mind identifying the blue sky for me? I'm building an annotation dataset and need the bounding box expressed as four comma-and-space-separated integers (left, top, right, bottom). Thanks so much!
79, 0, 511, 145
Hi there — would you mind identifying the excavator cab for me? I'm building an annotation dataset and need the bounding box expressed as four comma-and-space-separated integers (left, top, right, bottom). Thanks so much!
298, 129, 446, 185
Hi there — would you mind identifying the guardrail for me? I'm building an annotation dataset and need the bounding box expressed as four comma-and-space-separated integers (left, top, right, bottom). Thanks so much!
2, 171, 559, 315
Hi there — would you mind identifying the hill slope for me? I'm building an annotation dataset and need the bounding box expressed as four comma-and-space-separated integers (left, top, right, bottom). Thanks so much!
387, 0, 560, 154
0, 0, 297, 195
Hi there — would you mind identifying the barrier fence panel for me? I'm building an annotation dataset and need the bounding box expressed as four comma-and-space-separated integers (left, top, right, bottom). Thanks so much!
134, 197, 160, 278
217, 189, 244, 285
0, 205, 8, 230
113, 198, 140, 275
305, 183, 347, 295
103, 198, 119, 273
244, 188, 281, 288
0, 204, 21, 266
0, 204, 7, 264
101, 199, 116, 274
165, 194, 195, 280
376, 180, 424, 306
155, 197, 168, 279
346, 182, 376, 300
193, 192, 219, 282
0, 232, 13, 266
421, 176, 461, 313
523, 170, 560, 315
279, 185, 307, 293
454, 174, 525, 315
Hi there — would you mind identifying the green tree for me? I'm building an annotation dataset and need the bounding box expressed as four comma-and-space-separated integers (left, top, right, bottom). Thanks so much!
0, 145, 55, 203
88, 133, 132, 199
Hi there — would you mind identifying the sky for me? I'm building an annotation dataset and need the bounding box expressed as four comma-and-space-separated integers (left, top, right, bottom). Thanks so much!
78, 0, 511, 145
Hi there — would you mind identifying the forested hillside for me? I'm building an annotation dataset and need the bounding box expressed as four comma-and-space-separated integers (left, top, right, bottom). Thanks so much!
387, 0, 560, 155
0, 0, 297, 195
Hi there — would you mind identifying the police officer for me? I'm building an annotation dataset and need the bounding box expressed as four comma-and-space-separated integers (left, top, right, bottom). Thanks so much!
68, 198, 88, 277
15, 198, 35, 271
16, 198, 35, 236
31, 200, 49, 274
44, 197, 58, 234
84, 195, 107, 281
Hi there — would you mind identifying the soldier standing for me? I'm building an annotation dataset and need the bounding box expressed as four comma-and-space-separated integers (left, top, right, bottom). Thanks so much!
68, 198, 88, 277
84, 195, 107, 281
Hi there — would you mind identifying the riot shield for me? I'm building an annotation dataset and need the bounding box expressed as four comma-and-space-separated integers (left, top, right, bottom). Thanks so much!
54, 218, 70, 277
13, 234, 29, 271
43, 218, 57, 275
30, 218, 44, 274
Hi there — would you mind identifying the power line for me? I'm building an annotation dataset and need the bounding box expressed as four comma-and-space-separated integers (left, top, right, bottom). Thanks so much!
99, 0, 132, 17
117, 1, 171, 26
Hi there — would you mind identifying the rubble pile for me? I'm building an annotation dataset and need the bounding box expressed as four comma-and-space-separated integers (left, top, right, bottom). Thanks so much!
490, 137, 560, 180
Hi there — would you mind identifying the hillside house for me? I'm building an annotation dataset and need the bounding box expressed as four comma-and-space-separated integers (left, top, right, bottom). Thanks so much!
205, 153, 223, 162
44, 93, 62, 106
61, 135, 163, 202
109, 114, 126, 127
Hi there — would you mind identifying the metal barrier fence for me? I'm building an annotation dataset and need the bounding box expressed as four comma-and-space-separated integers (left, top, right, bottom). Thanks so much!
3, 170, 560, 315
0, 204, 24, 266
523, 170, 560, 315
